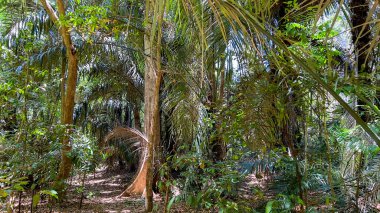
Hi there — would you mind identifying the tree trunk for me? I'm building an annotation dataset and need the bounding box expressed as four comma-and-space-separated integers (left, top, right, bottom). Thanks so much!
119, 4, 165, 212
350, 0, 372, 122
349, 1, 372, 211
133, 105, 142, 131
207, 18, 227, 162
271, 1, 305, 208
124, 103, 132, 127
213, 57, 227, 162
60, 52, 67, 122
119, 37, 159, 198
144, 0, 165, 210
40, 0, 78, 196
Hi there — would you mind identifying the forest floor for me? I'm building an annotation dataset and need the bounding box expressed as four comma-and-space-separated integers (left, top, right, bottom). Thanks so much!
11, 167, 270, 213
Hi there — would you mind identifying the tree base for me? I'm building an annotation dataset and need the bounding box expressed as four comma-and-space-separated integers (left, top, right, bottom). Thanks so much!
119, 156, 148, 197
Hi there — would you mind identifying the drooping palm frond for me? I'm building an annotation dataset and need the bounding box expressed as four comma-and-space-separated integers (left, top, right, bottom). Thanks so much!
222, 0, 380, 145
0, 6, 64, 72
161, 38, 204, 150
0, 0, 43, 34
102, 126, 146, 170
103, 126, 147, 145
73, 38, 145, 139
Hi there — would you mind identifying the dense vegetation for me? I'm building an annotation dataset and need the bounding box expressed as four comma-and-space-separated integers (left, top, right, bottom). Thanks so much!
0, 0, 379, 212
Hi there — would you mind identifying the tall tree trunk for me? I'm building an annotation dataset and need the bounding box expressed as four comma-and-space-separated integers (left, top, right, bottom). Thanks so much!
119, 3, 165, 212
207, 17, 227, 162
270, 0, 305, 207
145, 0, 165, 210
350, 1, 372, 211
124, 102, 132, 127
60, 52, 67, 122
133, 105, 142, 131
350, 0, 372, 122
40, 0, 78, 196
213, 56, 227, 162
119, 56, 152, 198
119, 2, 154, 198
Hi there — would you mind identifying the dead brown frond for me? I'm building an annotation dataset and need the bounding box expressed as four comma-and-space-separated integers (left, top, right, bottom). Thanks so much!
103, 126, 148, 147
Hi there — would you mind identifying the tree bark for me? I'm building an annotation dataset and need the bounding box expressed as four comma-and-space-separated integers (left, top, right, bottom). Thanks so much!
207, 17, 227, 162
133, 105, 142, 131
350, 0, 372, 122
350, 1, 372, 211
40, 0, 78, 196
119, 3, 165, 212
145, 1, 165, 211
270, 1, 305, 208
60, 52, 67, 122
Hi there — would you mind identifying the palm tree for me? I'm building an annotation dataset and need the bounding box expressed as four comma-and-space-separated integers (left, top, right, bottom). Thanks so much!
3, 1, 380, 211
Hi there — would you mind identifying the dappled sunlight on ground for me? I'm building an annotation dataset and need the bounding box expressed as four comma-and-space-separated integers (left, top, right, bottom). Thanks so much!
10, 168, 275, 212
12, 167, 148, 212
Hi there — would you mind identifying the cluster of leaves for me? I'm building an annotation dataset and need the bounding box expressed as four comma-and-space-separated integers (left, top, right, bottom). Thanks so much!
161, 145, 250, 212
0, 5, 102, 208
71, 131, 100, 174
0, 62, 62, 210
65, 5, 109, 40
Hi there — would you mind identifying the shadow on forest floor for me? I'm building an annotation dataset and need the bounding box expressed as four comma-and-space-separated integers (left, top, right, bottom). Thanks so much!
12, 167, 146, 212
11, 167, 212, 212
10, 168, 278, 212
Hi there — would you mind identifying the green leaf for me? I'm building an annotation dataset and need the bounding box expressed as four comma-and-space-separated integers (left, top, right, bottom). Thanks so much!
40, 190, 58, 199
369, 145, 380, 155
296, 196, 304, 205
32, 194, 40, 207
265, 201, 274, 213
13, 184, 24, 191
31, 183, 37, 190
0, 189, 8, 198
167, 196, 176, 212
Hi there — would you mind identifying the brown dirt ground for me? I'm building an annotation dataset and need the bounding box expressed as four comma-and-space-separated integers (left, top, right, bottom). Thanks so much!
6, 167, 212, 213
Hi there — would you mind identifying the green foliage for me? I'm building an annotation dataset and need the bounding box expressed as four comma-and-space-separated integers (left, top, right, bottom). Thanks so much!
265, 194, 304, 213
0, 176, 28, 200
1, 0, 380, 212
71, 131, 100, 173
65, 5, 109, 40
166, 148, 249, 212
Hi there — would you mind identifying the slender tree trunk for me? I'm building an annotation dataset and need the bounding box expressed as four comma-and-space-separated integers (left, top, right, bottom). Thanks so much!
350, 1, 372, 210
144, 25, 157, 212
350, 0, 372, 122
207, 18, 227, 162
214, 57, 227, 162
218, 59, 226, 101
271, 1, 305, 209
119, 4, 165, 211
323, 102, 335, 199
133, 105, 142, 131
119, 2, 154, 198
124, 102, 132, 127
40, 0, 78, 196
60, 52, 67, 121
145, 0, 165, 210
